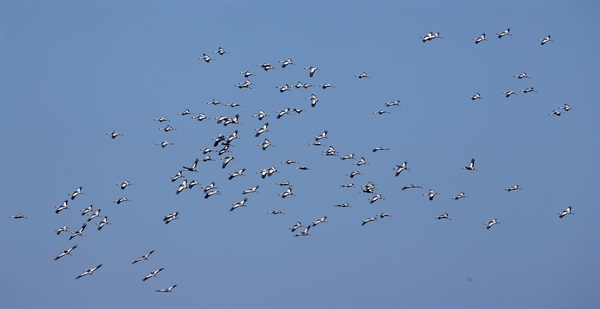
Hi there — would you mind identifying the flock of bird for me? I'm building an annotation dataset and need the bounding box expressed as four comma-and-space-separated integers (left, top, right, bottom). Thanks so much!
8, 28, 576, 293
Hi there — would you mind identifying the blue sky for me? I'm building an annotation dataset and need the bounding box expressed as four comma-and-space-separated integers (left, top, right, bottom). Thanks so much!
1, 1, 599, 308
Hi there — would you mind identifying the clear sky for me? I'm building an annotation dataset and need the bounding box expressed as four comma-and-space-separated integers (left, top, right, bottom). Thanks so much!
1, 1, 599, 308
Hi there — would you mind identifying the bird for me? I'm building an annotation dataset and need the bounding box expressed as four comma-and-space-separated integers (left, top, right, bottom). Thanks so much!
558, 206, 574, 218
69, 187, 83, 200
171, 171, 184, 182
192, 113, 207, 121
54, 245, 78, 261
486, 219, 499, 230
106, 130, 123, 139
87, 209, 101, 222
187, 180, 200, 189
369, 194, 384, 204
468, 93, 483, 100
207, 99, 222, 106
9, 214, 27, 219
289, 222, 302, 232
355, 72, 370, 79
157, 141, 174, 148
372, 147, 390, 152
199, 53, 212, 63
276, 108, 292, 119
539, 35, 553, 45
259, 139, 272, 151
294, 225, 311, 237
143, 268, 164, 281
242, 185, 259, 195
424, 189, 438, 200
277, 181, 292, 187
267, 210, 284, 215
96, 216, 109, 230
281, 159, 297, 165
55, 226, 69, 235
497, 28, 511, 38
560, 103, 572, 112
183, 159, 199, 172
276, 84, 292, 93
279, 186, 294, 198
463, 158, 478, 171
163, 212, 179, 224
513, 72, 530, 79
312, 216, 328, 227
280, 58, 294, 68
320, 83, 335, 89
379, 213, 392, 219
348, 170, 361, 178
253, 110, 267, 120
176, 179, 188, 195
257, 63, 275, 71
393, 161, 410, 176
55, 200, 69, 214
340, 153, 355, 160
435, 213, 451, 220
452, 192, 467, 200
502, 90, 517, 98
296, 166, 311, 171
314, 130, 328, 141
228, 168, 246, 180
361, 217, 378, 226
212, 47, 227, 55
132, 250, 155, 264
401, 184, 422, 190
354, 156, 368, 166
159, 125, 176, 132
548, 110, 562, 117
306, 94, 319, 107
473, 33, 487, 44
240, 71, 255, 78
520, 87, 536, 94
69, 223, 87, 241
154, 116, 169, 122
222, 156, 234, 169
385, 100, 400, 107
421, 31, 442, 42
118, 181, 131, 190
305, 66, 319, 77
76, 264, 102, 279
156, 284, 178, 293
202, 155, 214, 162
255, 122, 269, 137
505, 185, 521, 192
323, 146, 338, 156
335, 203, 351, 208
203, 182, 217, 193
178, 109, 191, 116
114, 197, 129, 205
229, 198, 248, 212
373, 110, 389, 115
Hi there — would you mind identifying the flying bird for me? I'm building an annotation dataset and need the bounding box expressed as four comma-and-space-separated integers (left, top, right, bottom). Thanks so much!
132, 250, 155, 265
156, 284, 178, 293
473, 33, 487, 44
435, 213, 451, 220
486, 219, 499, 230
361, 217, 378, 226
69, 187, 83, 200
143, 268, 164, 281
497, 28, 511, 38
54, 245, 77, 261
558, 206, 574, 218
462, 158, 478, 171
76, 264, 102, 279
539, 35, 553, 45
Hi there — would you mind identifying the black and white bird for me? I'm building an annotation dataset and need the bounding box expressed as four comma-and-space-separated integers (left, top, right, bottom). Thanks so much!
424, 189, 438, 201
192, 113, 207, 121
435, 213, 451, 220
228, 168, 246, 180
361, 182, 376, 194
340, 183, 355, 188
96, 216, 109, 230
106, 130, 123, 139
208, 99, 221, 106
132, 250, 155, 264
305, 66, 319, 77
369, 194, 384, 204
548, 110, 562, 117
520, 87, 536, 94
253, 110, 267, 120
242, 185, 260, 195
114, 197, 130, 205
497, 28, 511, 38
257, 63, 275, 71
372, 147, 390, 152
289, 222, 302, 232
187, 180, 200, 189
502, 90, 517, 98
212, 47, 227, 55
452, 192, 467, 200
157, 141, 174, 148
539, 35, 553, 45
277, 181, 292, 187
156, 284, 178, 293
118, 181, 131, 190
54, 245, 77, 261
312, 216, 328, 227
514, 72, 530, 79
202, 155, 214, 162
373, 110, 390, 115
348, 170, 361, 178
159, 125, 176, 132
171, 171, 184, 182
178, 109, 191, 116
69, 223, 87, 241
361, 217, 378, 226
401, 184, 422, 190
294, 225, 311, 237
267, 209, 284, 215
355, 72, 370, 79
163, 212, 179, 224
379, 213, 392, 219
200, 53, 212, 63
9, 214, 27, 219
335, 203, 351, 208
486, 219, 499, 230
143, 268, 164, 281
280, 58, 294, 68
394, 161, 410, 176
463, 158, 478, 171
76, 264, 102, 279
468, 93, 483, 100
473, 33, 487, 44
55, 200, 69, 214
87, 209, 101, 222
314, 130, 328, 141
385, 100, 400, 107
176, 179, 188, 195
421, 31, 442, 42
255, 122, 269, 137
281, 159, 297, 165
320, 83, 335, 89
221, 156, 234, 169
276, 108, 292, 119
276, 84, 292, 93
323, 146, 338, 156
558, 206, 574, 218
55, 226, 69, 235
340, 153, 355, 160
154, 116, 169, 122
505, 185, 521, 192
560, 103, 572, 112
69, 187, 83, 200
240, 71, 255, 78
229, 198, 248, 212
306, 94, 319, 107
259, 139, 272, 151
279, 186, 294, 199
354, 156, 368, 166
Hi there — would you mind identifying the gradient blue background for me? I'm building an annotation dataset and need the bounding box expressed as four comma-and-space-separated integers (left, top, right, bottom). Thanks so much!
2, 1, 599, 308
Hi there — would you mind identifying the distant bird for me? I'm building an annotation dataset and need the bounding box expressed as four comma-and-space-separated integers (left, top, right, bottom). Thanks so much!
309, 141, 324, 146
69, 187, 83, 200
361, 182, 376, 194
114, 197, 130, 205
54, 245, 77, 261
505, 185, 521, 192
424, 189, 438, 200
548, 110, 562, 117
280, 58, 294, 68
302, 83, 313, 89
279, 186, 294, 199
277, 181, 292, 187
340, 183, 355, 188
281, 159, 297, 165
435, 213, 451, 220
242, 185, 259, 195
203, 182, 217, 192
143, 268, 164, 281
314, 130, 328, 141
267, 210, 284, 215
393, 161, 410, 176
373, 110, 389, 115
372, 147, 390, 152
253, 110, 267, 120
421, 31, 442, 42
369, 194, 384, 204
502, 90, 517, 98
320, 83, 335, 89
156, 284, 178, 293
539, 35, 553, 45
257, 63, 275, 71
401, 184, 422, 190
323, 145, 338, 156
157, 141, 174, 148
87, 209, 101, 222
385, 100, 400, 107
463, 158, 478, 171
361, 217, 378, 226
69, 223, 87, 241
340, 153, 355, 160
497, 28, 511, 38
348, 170, 361, 178
221, 156, 234, 169
171, 170, 184, 182
192, 113, 207, 121
485, 219, 499, 230
187, 180, 200, 189
294, 225, 311, 237
118, 180, 131, 190
229, 198, 248, 212
560, 103, 572, 112
306, 94, 319, 107
132, 250, 155, 264
513, 72, 530, 79
240, 71, 255, 78
255, 122, 269, 137
558, 206, 574, 218
183, 158, 199, 172
259, 139, 272, 151
228, 168, 246, 180
154, 116, 169, 122
207, 99, 221, 106
520, 87, 536, 94
335, 203, 351, 208
452, 192, 467, 200
55, 226, 69, 235
355, 72, 370, 79
202, 155, 214, 162
200, 53, 212, 63
176, 179, 188, 195
312, 216, 328, 227
276, 84, 292, 93
96, 216, 109, 230
159, 125, 176, 132
163, 212, 179, 224
76, 264, 102, 279
379, 213, 391, 219
296, 166, 311, 171
354, 156, 368, 166
212, 47, 227, 55
178, 109, 191, 116
9, 214, 27, 219
290, 222, 303, 232
55, 200, 69, 214
106, 130, 123, 139
305, 66, 319, 77
473, 33, 487, 44
468, 93, 483, 100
